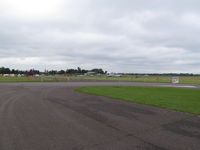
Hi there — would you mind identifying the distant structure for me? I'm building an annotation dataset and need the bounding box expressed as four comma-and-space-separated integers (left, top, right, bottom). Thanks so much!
172, 77, 179, 84
85, 72, 96, 76
107, 73, 122, 77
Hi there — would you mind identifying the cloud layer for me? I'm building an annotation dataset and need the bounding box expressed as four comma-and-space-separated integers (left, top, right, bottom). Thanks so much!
0, 0, 200, 73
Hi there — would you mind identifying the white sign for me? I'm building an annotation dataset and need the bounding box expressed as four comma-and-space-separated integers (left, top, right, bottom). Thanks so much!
172, 77, 179, 84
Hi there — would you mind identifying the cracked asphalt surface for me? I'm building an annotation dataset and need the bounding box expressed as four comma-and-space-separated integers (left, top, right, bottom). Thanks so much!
0, 82, 199, 150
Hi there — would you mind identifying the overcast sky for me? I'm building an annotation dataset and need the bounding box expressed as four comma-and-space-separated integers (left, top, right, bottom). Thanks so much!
0, 0, 200, 73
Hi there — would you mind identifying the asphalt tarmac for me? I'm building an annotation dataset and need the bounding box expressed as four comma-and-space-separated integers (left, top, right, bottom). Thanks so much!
0, 82, 199, 150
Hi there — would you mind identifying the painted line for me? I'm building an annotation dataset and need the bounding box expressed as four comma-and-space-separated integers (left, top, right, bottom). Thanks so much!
159, 85, 197, 88
174, 85, 197, 88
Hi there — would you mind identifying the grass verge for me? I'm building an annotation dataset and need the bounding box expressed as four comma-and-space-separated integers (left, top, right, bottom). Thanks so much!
76, 86, 200, 115
71, 76, 200, 84
0, 77, 58, 82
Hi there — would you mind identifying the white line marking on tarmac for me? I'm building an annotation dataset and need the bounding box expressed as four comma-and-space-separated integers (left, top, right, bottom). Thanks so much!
159, 85, 197, 88
174, 86, 197, 88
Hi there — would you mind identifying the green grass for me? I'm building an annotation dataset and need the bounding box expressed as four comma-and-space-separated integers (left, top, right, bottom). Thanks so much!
1, 75, 200, 84
76, 86, 200, 115
0, 77, 58, 82
71, 75, 200, 84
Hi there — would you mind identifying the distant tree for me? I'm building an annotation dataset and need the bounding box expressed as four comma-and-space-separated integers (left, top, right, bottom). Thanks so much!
81, 69, 87, 74
66, 69, 78, 74
91, 68, 104, 74
48, 70, 57, 75
0, 67, 108, 75
77, 67, 82, 73
58, 70, 65, 74
0, 67, 11, 74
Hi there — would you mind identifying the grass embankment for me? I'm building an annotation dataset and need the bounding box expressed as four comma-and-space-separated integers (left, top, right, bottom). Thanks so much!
76, 86, 200, 115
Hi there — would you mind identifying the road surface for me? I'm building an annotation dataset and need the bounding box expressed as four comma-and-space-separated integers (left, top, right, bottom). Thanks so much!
0, 82, 199, 150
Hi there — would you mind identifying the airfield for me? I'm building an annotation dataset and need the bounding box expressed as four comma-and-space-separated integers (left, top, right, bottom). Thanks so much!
0, 81, 199, 150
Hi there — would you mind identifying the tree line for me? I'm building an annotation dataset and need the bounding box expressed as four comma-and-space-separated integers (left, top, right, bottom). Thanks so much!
0, 67, 106, 75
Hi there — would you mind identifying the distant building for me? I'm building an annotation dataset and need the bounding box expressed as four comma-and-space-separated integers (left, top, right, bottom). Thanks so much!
34, 74, 40, 77
85, 72, 96, 76
107, 73, 122, 77
10, 74, 15, 77
3, 74, 10, 77
17, 74, 25, 77
114, 74, 122, 77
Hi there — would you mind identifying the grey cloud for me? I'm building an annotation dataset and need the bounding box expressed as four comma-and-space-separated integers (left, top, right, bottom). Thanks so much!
0, 0, 200, 73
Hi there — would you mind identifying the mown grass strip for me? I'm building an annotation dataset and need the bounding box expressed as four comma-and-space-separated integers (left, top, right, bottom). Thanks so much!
76, 86, 200, 115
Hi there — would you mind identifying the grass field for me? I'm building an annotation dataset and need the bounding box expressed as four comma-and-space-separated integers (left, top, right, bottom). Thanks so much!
0, 77, 58, 82
71, 75, 200, 84
1, 75, 200, 84
76, 86, 200, 115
